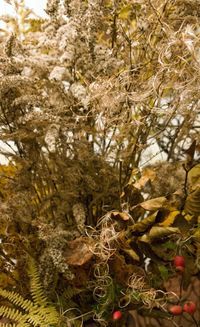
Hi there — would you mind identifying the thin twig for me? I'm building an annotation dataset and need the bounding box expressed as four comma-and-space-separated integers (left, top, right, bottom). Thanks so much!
119, 159, 122, 195
191, 315, 199, 327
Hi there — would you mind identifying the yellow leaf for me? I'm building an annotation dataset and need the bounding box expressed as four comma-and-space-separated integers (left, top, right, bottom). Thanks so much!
97, 31, 105, 44
188, 164, 200, 189
138, 234, 150, 243
119, 6, 132, 19
163, 87, 173, 96
184, 187, 200, 216
127, 167, 140, 185
131, 18, 137, 30
122, 248, 140, 261
111, 211, 130, 221
159, 211, 180, 227
149, 98, 155, 107
0, 273, 15, 287
184, 214, 194, 221
0, 222, 7, 234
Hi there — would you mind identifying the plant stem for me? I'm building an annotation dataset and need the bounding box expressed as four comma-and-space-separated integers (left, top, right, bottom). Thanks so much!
191, 315, 199, 327
178, 275, 183, 304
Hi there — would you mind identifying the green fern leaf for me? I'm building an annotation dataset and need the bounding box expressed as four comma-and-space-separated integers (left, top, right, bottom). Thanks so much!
0, 257, 60, 327
63, 286, 83, 300
27, 257, 49, 305
0, 324, 18, 327
0, 289, 33, 311
0, 306, 25, 324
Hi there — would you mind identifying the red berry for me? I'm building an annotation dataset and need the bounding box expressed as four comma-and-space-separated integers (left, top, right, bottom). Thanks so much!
174, 256, 185, 267
175, 266, 184, 275
113, 311, 122, 320
184, 301, 196, 314
169, 305, 183, 316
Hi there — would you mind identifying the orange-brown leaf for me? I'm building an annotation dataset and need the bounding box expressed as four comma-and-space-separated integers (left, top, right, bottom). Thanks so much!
111, 211, 130, 221
134, 168, 156, 190
63, 237, 94, 266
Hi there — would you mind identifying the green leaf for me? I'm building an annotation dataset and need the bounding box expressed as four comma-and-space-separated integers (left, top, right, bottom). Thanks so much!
163, 241, 176, 250
158, 265, 168, 281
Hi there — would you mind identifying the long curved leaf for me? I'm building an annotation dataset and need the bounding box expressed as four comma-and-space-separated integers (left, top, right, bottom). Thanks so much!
131, 211, 158, 233
184, 187, 200, 216
131, 197, 166, 211
149, 226, 180, 240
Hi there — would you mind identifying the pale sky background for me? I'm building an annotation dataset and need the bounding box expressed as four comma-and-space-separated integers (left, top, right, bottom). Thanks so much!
0, 0, 47, 17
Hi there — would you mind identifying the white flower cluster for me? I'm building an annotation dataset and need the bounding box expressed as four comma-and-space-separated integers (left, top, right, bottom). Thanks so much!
70, 82, 89, 107
44, 124, 60, 153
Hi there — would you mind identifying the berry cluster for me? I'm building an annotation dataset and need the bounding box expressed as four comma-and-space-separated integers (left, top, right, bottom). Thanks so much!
112, 256, 198, 325
169, 256, 197, 325
174, 255, 185, 275
170, 302, 197, 316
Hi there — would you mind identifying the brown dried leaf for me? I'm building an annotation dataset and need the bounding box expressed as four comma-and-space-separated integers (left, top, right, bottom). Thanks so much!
63, 237, 94, 266
131, 211, 158, 233
111, 211, 130, 221
184, 140, 196, 170
184, 187, 200, 216
149, 226, 180, 240
188, 164, 200, 190
122, 248, 140, 261
131, 197, 167, 211
120, 184, 143, 204
134, 168, 156, 190
138, 234, 150, 243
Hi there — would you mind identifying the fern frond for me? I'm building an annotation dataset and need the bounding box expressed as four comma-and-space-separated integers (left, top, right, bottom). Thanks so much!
27, 257, 48, 305
0, 257, 61, 327
0, 289, 33, 311
0, 323, 31, 327
61, 286, 86, 327
0, 324, 18, 327
26, 308, 52, 326
0, 306, 25, 323
27, 305, 60, 326
63, 286, 83, 300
